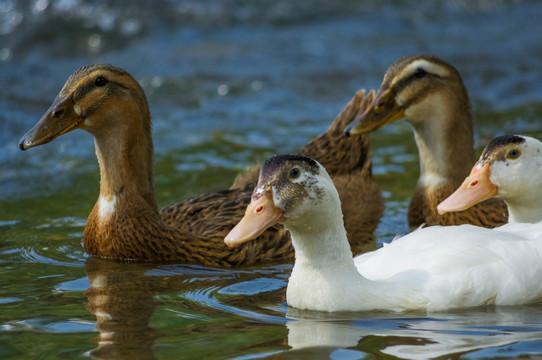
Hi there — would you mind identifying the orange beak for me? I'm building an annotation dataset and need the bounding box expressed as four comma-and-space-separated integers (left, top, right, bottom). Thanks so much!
437, 162, 498, 215
224, 188, 284, 248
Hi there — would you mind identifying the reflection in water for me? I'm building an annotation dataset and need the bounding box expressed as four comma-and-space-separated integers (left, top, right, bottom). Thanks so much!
285, 307, 542, 359
82, 257, 289, 359
83, 255, 542, 359
84, 258, 162, 360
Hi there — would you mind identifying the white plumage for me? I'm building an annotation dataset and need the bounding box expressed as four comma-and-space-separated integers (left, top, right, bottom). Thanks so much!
355, 222, 542, 311
225, 143, 542, 312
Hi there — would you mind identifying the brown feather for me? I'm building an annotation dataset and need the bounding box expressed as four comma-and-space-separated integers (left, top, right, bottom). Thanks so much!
408, 182, 508, 228
21, 65, 383, 266
347, 55, 508, 229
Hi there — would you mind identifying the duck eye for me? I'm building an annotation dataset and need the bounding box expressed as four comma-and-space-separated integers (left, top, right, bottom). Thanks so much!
414, 68, 427, 78
506, 149, 520, 159
289, 168, 300, 180
94, 76, 108, 87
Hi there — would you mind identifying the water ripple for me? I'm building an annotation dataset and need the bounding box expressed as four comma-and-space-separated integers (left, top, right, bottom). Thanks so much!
19, 245, 86, 267
159, 264, 290, 324
7, 318, 95, 334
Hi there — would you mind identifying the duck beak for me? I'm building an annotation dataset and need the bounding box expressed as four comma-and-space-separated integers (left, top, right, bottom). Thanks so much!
19, 93, 83, 151
437, 163, 498, 215
225, 189, 284, 248
345, 87, 405, 136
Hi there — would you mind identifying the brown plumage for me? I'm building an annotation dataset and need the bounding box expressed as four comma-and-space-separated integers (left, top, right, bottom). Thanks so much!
19, 64, 382, 266
345, 54, 508, 229
408, 181, 506, 229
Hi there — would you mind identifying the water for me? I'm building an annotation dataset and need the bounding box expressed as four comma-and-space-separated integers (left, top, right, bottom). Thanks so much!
1, 0, 542, 358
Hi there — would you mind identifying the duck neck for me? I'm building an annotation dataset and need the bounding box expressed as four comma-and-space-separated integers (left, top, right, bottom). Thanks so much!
287, 203, 360, 278
286, 208, 397, 312
504, 197, 542, 224
289, 220, 355, 268
92, 112, 158, 212
409, 93, 475, 189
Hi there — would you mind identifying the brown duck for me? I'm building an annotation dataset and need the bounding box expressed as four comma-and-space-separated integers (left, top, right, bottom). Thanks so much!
345, 55, 508, 229
19, 64, 382, 266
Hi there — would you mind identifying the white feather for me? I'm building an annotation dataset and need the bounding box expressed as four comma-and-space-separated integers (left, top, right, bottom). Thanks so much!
276, 155, 542, 312
98, 195, 117, 221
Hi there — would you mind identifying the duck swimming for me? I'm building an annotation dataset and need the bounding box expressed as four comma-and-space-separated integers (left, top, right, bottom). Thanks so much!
345, 54, 508, 229
18, 64, 382, 266
225, 154, 542, 311
438, 135, 542, 223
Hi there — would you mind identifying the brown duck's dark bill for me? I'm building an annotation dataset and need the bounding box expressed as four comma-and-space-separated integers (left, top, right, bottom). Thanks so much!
345, 88, 405, 136
224, 194, 284, 248
19, 94, 82, 151
437, 162, 498, 215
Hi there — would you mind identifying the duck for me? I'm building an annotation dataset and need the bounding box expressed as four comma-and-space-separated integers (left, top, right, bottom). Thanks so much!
231, 87, 383, 253
18, 64, 383, 266
225, 154, 542, 312
344, 54, 508, 229
438, 134, 542, 223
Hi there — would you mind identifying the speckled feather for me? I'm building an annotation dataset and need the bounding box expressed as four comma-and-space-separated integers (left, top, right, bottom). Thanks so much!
229, 154, 542, 312
231, 90, 383, 253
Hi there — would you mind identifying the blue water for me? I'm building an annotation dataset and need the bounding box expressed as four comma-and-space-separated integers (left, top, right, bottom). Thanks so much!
1, 0, 542, 359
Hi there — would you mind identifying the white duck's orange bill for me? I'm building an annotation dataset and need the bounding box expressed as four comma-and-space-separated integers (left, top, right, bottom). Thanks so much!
224, 195, 284, 248
437, 162, 498, 215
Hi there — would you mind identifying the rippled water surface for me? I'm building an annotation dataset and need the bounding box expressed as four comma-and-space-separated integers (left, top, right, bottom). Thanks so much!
2, 0, 542, 359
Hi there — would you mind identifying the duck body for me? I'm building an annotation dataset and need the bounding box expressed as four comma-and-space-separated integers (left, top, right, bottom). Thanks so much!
345, 54, 508, 229
226, 154, 542, 312
18, 64, 382, 265
355, 222, 542, 310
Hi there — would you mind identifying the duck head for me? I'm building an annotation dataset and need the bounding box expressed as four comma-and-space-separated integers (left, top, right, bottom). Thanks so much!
345, 54, 470, 136
438, 135, 542, 223
225, 154, 340, 247
19, 64, 149, 150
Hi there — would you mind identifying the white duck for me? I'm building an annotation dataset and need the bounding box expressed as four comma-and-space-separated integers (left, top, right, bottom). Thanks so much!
225, 153, 542, 312
438, 135, 542, 223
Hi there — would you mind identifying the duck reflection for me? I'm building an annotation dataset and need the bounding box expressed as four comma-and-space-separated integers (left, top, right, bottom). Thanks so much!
285, 307, 542, 359
83, 256, 542, 359
84, 257, 163, 360
83, 257, 289, 359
